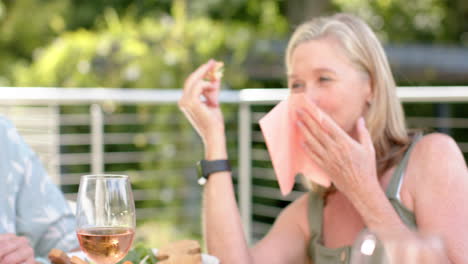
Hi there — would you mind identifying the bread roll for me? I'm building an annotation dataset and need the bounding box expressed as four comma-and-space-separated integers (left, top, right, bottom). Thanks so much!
156, 240, 202, 264
158, 254, 202, 264
48, 248, 71, 264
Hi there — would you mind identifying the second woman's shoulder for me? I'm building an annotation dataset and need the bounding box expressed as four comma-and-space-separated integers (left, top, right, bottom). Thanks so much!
413, 133, 463, 162
273, 193, 311, 236
409, 132, 467, 184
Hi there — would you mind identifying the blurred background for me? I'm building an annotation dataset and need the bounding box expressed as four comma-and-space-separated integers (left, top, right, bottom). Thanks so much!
0, 0, 467, 247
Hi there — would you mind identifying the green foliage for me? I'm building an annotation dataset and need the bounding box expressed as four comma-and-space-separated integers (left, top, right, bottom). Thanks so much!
0, 0, 69, 85
118, 243, 159, 264
2, 0, 288, 88
331, 0, 468, 44
12, 3, 287, 89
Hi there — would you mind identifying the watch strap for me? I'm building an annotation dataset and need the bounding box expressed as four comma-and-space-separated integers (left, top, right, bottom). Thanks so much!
197, 159, 231, 185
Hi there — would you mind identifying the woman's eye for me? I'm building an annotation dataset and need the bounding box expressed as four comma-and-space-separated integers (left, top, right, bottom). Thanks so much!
319, 76, 332, 82
290, 82, 305, 89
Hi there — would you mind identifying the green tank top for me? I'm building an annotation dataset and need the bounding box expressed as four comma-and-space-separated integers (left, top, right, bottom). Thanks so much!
308, 135, 421, 264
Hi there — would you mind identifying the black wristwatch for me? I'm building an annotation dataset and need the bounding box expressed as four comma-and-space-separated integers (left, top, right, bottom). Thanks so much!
196, 159, 231, 185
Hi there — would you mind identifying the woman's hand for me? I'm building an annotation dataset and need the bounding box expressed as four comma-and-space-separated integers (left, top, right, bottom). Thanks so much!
0, 234, 35, 264
296, 102, 379, 201
178, 60, 226, 158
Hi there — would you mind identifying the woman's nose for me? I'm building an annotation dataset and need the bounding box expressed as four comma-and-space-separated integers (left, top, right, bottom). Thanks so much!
305, 86, 321, 104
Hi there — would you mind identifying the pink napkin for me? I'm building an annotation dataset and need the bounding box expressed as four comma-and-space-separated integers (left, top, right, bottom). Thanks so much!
259, 93, 331, 196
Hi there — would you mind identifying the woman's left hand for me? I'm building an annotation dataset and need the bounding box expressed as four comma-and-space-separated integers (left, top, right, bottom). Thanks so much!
296, 103, 379, 201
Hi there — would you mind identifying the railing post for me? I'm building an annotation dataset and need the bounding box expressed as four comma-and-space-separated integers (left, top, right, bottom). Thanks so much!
238, 102, 252, 244
90, 104, 104, 174
436, 103, 451, 134
50, 104, 61, 185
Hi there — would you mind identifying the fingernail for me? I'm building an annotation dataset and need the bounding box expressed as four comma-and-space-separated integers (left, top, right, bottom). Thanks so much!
296, 120, 303, 127
296, 109, 303, 116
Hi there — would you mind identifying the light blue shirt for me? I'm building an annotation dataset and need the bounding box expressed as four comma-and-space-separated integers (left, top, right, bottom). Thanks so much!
0, 116, 78, 262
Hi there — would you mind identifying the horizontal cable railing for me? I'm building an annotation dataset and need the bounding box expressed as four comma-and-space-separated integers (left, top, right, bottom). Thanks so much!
0, 87, 240, 104
0, 86, 467, 242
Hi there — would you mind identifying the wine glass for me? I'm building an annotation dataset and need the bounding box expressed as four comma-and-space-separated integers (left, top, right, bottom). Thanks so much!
76, 175, 136, 264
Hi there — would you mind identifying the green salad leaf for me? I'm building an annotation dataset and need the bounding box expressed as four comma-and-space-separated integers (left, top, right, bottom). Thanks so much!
117, 243, 159, 264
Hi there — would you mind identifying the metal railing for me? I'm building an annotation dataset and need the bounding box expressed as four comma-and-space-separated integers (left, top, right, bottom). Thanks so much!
0, 86, 467, 243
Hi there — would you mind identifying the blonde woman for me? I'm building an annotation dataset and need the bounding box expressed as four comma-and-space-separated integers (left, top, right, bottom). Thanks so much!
178, 13, 468, 263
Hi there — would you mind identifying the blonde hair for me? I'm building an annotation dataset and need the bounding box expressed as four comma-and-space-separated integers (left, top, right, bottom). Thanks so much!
286, 13, 410, 189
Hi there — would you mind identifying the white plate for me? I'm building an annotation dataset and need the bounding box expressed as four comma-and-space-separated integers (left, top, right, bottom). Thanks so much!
68, 249, 220, 264
67, 251, 89, 260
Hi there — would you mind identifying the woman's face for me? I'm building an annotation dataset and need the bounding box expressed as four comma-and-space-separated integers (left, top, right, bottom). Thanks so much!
288, 37, 372, 134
